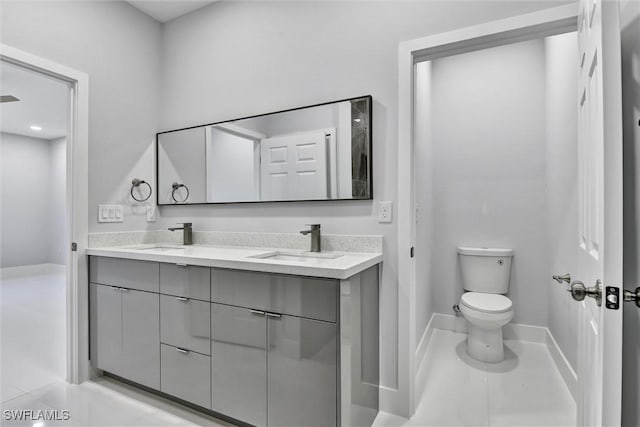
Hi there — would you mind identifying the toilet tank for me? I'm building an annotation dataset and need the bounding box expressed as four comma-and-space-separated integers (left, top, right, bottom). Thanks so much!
458, 247, 513, 294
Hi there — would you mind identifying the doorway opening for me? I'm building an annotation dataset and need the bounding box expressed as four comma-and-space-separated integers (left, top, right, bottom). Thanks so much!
410, 30, 578, 426
0, 44, 89, 397
0, 60, 70, 400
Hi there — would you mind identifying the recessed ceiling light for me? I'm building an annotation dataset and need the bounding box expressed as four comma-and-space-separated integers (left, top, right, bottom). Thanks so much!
30, 125, 42, 131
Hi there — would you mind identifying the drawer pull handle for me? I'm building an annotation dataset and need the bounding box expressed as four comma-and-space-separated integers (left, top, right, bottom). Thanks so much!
265, 312, 281, 319
175, 263, 188, 267
176, 297, 189, 302
250, 310, 265, 316
176, 347, 189, 354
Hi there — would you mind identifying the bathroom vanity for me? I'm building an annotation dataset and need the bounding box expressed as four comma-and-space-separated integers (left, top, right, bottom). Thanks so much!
87, 244, 381, 427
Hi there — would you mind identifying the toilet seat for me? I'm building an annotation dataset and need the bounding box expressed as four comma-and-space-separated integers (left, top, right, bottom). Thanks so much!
460, 292, 512, 314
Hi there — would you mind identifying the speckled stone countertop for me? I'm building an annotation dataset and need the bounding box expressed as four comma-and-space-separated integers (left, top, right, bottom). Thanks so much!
87, 231, 383, 280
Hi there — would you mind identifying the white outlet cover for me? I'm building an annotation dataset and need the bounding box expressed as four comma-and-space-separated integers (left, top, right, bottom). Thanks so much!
378, 201, 393, 223
98, 204, 124, 223
146, 206, 156, 222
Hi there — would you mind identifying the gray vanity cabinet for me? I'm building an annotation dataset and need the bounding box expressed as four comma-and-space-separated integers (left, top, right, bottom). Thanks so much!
267, 314, 337, 427
160, 344, 211, 409
90, 284, 122, 375
90, 256, 380, 427
160, 295, 210, 355
211, 303, 267, 427
121, 288, 160, 389
211, 268, 338, 427
89, 283, 160, 390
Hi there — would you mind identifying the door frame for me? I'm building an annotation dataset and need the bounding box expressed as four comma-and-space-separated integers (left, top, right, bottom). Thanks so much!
0, 44, 89, 384
395, 4, 578, 417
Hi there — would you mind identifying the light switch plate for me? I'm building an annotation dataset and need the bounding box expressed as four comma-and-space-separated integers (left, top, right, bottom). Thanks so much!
98, 204, 124, 223
378, 201, 392, 223
146, 206, 156, 222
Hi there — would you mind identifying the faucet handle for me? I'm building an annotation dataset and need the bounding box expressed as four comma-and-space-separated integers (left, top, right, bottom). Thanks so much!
180, 222, 192, 227
305, 224, 321, 229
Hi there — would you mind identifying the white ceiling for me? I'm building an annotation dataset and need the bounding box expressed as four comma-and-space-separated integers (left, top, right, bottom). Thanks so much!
126, 1, 218, 23
0, 62, 69, 140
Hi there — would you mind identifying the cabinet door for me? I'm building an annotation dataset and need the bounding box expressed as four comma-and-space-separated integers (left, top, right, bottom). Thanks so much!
90, 284, 122, 375
211, 303, 266, 427
268, 315, 337, 427
122, 289, 160, 389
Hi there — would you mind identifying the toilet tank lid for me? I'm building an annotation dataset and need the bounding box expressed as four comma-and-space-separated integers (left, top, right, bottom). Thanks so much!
457, 247, 514, 256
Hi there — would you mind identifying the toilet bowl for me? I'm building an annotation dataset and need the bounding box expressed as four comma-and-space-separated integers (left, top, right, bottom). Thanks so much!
457, 246, 514, 363
459, 292, 513, 363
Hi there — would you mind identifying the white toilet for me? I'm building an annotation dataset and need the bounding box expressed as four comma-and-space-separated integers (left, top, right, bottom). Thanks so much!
458, 246, 514, 363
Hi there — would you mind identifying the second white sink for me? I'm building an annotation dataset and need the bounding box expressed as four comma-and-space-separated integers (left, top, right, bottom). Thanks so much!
251, 251, 343, 263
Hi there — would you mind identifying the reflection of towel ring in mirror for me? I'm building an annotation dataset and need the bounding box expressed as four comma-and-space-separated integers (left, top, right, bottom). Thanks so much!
171, 182, 190, 203
131, 178, 152, 202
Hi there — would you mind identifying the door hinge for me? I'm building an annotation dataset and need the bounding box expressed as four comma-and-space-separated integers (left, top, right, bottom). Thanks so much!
71, 242, 77, 252
410, 247, 414, 258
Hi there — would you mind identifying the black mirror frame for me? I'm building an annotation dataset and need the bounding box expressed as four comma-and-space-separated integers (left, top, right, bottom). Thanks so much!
156, 95, 373, 206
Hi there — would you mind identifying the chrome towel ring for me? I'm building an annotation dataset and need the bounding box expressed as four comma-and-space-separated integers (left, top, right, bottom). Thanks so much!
172, 182, 190, 203
131, 178, 152, 202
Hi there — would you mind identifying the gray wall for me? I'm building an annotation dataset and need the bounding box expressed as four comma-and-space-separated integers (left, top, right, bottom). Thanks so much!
50, 137, 67, 265
0, 0, 573, 392
428, 39, 549, 326
0, 133, 65, 268
156, 0, 570, 390
1, 1, 162, 231
621, 0, 640, 425
544, 32, 579, 370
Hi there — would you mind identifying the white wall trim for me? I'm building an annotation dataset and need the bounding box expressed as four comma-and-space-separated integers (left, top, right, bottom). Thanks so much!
546, 328, 578, 401
414, 314, 436, 408
396, 4, 578, 418
432, 313, 549, 342
0, 44, 89, 385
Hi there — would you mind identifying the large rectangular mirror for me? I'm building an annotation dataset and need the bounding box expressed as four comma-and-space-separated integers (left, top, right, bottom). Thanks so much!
157, 95, 372, 205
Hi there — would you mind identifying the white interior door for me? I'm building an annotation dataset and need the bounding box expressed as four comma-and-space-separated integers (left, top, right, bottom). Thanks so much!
260, 131, 328, 201
575, 0, 623, 425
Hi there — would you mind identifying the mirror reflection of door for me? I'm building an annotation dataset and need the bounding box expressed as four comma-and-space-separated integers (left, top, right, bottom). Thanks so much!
157, 95, 372, 205
260, 130, 328, 201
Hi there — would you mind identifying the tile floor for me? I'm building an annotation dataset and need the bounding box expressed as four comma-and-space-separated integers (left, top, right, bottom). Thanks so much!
374, 329, 576, 427
1, 266, 576, 427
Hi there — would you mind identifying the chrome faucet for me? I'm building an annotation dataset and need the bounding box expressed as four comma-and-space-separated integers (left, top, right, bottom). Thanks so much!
168, 222, 193, 245
300, 224, 321, 252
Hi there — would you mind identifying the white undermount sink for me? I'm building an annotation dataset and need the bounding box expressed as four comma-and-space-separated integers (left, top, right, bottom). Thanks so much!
250, 251, 343, 263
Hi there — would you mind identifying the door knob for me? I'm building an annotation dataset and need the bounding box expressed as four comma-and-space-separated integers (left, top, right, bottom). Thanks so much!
552, 273, 571, 284
623, 287, 640, 308
568, 280, 602, 306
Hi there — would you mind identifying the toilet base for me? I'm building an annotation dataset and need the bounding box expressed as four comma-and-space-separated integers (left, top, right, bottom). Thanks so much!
466, 323, 504, 363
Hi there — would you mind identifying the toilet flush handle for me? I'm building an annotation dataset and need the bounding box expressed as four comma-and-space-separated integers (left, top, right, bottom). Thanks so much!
552, 273, 571, 284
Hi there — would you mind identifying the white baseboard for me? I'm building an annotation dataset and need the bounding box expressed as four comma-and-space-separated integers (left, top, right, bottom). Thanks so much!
379, 385, 399, 415
414, 315, 436, 407
545, 329, 577, 400
431, 313, 548, 342
0, 263, 66, 279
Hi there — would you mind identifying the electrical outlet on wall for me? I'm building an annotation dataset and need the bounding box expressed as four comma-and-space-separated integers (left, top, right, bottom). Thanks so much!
378, 201, 393, 223
146, 206, 156, 222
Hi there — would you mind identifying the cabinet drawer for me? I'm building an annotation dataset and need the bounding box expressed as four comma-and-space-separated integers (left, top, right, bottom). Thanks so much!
90, 257, 159, 293
160, 344, 211, 409
211, 269, 337, 322
161, 295, 210, 355
160, 264, 210, 301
